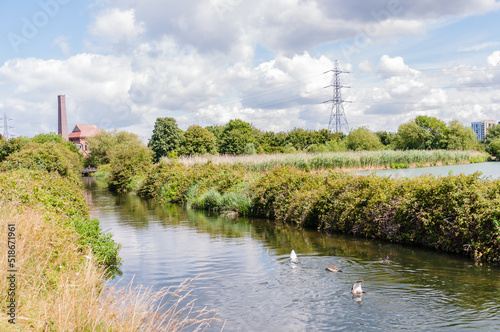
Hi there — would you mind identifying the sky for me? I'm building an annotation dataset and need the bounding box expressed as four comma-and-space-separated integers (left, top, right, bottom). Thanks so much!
1, 0, 500, 141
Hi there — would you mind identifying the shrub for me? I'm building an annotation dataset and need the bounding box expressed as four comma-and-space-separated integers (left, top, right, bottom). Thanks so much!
2, 142, 82, 179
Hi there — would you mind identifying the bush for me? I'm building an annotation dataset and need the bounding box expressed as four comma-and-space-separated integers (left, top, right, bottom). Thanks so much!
2, 141, 82, 179
108, 145, 153, 192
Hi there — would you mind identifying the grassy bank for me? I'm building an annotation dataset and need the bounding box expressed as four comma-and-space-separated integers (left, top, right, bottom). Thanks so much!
174, 149, 489, 172
0, 170, 218, 330
132, 161, 500, 262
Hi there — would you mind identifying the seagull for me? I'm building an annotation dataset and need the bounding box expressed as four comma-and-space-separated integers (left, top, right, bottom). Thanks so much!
351, 281, 365, 294
290, 249, 298, 262
325, 265, 342, 273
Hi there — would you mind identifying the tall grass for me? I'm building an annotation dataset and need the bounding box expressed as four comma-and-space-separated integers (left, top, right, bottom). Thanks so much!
174, 150, 488, 172
0, 204, 218, 331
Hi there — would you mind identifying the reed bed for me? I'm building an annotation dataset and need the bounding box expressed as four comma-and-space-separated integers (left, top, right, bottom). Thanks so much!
174, 150, 488, 172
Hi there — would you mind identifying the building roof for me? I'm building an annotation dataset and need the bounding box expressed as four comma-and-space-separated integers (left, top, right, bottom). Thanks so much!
68, 124, 100, 139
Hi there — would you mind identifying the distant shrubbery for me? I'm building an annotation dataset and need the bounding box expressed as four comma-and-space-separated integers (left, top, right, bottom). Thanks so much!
142, 115, 483, 161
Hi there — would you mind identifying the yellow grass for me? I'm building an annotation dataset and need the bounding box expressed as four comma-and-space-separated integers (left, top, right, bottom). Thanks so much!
0, 204, 218, 331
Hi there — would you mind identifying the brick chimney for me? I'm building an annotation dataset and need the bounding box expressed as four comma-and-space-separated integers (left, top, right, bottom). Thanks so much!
58, 95, 68, 140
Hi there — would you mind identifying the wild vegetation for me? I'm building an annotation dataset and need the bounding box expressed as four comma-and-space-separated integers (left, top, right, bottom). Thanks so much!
0, 134, 218, 330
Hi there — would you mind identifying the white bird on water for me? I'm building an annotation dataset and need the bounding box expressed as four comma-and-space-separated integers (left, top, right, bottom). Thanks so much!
290, 249, 298, 262
351, 281, 365, 295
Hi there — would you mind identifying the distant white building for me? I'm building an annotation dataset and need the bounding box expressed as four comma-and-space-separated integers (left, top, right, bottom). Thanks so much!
471, 120, 497, 141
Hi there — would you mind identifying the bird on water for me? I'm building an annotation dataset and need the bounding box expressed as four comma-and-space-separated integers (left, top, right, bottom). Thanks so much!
325, 265, 342, 273
290, 249, 298, 262
351, 280, 365, 294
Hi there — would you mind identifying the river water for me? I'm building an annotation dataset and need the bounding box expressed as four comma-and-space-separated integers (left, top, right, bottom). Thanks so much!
83, 168, 500, 331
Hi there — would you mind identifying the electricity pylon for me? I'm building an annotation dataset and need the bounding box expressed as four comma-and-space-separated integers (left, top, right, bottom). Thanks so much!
323, 60, 350, 133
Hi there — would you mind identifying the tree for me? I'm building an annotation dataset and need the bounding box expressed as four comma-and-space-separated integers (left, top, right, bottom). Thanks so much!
414, 115, 447, 149
178, 125, 217, 156
485, 124, 500, 146
108, 144, 152, 192
218, 119, 255, 155
393, 119, 433, 150
488, 138, 500, 159
148, 117, 183, 162
85, 130, 144, 167
346, 127, 384, 151
445, 120, 478, 150
375, 131, 395, 146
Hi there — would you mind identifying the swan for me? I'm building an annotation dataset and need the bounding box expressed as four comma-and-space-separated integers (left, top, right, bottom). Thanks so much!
351, 280, 365, 294
290, 249, 298, 262
325, 265, 342, 273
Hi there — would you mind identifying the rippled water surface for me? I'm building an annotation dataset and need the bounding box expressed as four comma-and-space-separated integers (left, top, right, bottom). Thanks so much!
84, 178, 500, 331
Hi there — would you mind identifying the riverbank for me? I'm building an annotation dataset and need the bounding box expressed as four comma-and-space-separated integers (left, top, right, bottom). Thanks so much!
0, 170, 217, 330
122, 160, 500, 262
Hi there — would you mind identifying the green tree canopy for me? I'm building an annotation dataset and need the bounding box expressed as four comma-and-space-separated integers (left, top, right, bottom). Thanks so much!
445, 120, 478, 150
485, 124, 500, 146
85, 130, 146, 167
346, 127, 384, 151
218, 119, 255, 155
393, 116, 447, 150
148, 117, 183, 162
178, 125, 217, 156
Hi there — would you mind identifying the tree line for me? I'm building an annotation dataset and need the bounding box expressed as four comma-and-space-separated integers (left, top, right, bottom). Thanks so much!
144, 115, 485, 162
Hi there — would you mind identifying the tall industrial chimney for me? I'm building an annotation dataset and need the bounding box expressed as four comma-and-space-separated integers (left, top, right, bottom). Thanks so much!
58, 95, 68, 140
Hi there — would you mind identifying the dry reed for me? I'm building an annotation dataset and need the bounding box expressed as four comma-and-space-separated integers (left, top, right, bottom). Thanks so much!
0, 204, 218, 331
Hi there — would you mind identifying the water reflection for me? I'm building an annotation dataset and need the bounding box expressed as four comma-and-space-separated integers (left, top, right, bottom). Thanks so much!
85, 178, 500, 331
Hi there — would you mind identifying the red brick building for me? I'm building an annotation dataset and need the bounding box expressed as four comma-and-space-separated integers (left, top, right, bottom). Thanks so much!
68, 124, 100, 157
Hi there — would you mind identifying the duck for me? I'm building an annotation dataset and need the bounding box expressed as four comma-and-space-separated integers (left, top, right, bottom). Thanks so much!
325, 265, 342, 273
383, 256, 391, 264
351, 280, 365, 294
290, 249, 298, 262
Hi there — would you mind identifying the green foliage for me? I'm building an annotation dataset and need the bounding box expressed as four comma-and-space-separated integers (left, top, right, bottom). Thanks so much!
69, 217, 121, 268
148, 117, 183, 162
0, 170, 121, 268
346, 127, 384, 151
85, 130, 144, 167
485, 124, 500, 145
32, 132, 80, 153
376, 131, 395, 146
107, 144, 153, 192
394, 116, 476, 151
0, 136, 29, 162
445, 120, 479, 150
178, 125, 217, 156
487, 138, 500, 159
2, 142, 82, 179
218, 119, 256, 155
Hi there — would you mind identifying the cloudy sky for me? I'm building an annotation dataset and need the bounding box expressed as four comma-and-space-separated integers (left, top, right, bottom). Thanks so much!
1, 0, 500, 140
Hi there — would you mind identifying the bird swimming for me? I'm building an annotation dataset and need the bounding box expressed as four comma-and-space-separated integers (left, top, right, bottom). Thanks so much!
351, 280, 365, 294
325, 265, 342, 273
290, 249, 298, 262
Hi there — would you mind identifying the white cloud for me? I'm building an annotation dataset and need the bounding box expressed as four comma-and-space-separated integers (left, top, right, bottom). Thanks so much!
487, 50, 500, 66
88, 8, 145, 46
458, 42, 500, 52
